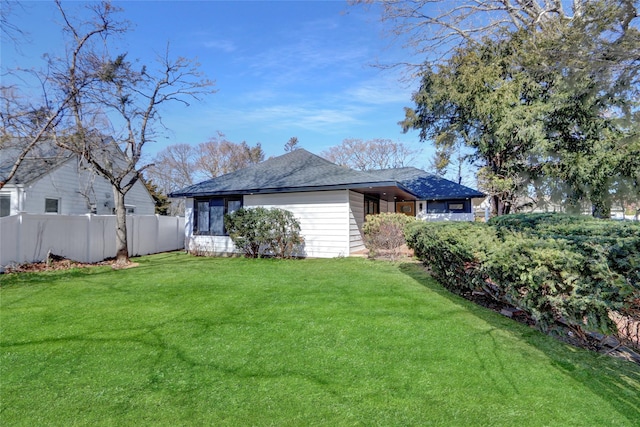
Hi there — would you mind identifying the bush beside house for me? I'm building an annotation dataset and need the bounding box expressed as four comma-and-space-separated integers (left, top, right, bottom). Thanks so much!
362, 213, 416, 259
224, 207, 304, 259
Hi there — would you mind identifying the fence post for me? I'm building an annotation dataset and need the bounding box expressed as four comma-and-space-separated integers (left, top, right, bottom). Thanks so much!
155, 214, 160, 254
17, 213, 23, 265
85, 214, 92, 263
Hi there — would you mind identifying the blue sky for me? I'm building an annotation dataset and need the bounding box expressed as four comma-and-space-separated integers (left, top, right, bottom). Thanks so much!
3, 1, 434, 167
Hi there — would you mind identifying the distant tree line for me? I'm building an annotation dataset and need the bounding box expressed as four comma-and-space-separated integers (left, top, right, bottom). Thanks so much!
144, 133, 264, 216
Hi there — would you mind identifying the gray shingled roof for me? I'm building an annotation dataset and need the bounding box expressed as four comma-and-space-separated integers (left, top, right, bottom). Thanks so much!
371, 167, 485, 200
170, 149, 400, 197
0, 141, 73, 185
169, 149, 484, 200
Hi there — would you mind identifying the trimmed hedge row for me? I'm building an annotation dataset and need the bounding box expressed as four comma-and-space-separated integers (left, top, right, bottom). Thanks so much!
490, 213, 640, 292
405, 214, 640, 339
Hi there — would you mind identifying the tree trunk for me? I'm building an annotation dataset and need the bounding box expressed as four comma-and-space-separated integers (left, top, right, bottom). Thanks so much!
113, 186, 130, 267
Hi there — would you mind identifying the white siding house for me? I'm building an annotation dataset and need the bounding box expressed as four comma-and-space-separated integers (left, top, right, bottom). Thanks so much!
172, 149, 485, 259
1, 145, 155, 217
185, 190, 364, 258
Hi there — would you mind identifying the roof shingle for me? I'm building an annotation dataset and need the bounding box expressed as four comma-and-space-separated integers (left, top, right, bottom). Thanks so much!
169, 149, 484, 200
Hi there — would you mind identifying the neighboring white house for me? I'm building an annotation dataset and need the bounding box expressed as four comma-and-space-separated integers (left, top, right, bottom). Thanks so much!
170, 149, 485, 258
0, 142, 155, 217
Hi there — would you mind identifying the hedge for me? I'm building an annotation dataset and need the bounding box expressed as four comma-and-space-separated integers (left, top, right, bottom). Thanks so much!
406, 214, 639, 341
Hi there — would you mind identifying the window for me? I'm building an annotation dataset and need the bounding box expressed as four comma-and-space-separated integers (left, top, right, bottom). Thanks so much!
112, 205, 137, 215
0, 194, 10, 217
194, 197, 242, 235
426, 201, 447, 213
427, 200, 467, 213
364, 196, 379, 216
45, 198, 60, 214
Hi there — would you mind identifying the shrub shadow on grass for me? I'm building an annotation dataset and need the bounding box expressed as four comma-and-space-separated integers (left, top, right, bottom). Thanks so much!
398, 261, 640, 422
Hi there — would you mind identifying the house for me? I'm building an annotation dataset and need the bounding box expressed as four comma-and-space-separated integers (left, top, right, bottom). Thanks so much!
0, 141, 155, 217
170, 149, 484, 258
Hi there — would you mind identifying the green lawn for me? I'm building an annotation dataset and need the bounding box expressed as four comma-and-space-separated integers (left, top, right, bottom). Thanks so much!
1, 253, 638, 426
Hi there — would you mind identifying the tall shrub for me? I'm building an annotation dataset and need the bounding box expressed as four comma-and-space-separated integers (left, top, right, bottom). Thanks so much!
409, 213, 639, 344
363, 213, 416, 258
266, 208, 304, 259
483, 235, 625, 336
224, 207, 304, 259
224, 207, 271, 258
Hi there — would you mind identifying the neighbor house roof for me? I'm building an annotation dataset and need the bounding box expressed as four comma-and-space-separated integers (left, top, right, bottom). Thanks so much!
0, 141, 74, 185
170, 149, 484, 201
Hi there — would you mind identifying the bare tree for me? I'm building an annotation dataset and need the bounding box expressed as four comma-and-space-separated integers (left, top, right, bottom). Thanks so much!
3, 1, 216, 266
54, 1, 215, 266
322, 138, 419, 171
351, 0, 638, 66
145, 143, 198, 215
196, 133, 264, 179
284, 136, 300, 152
1, 2, 126, 187
0, 88, 64, 188
1, 1, 26, 47
148, 143, 197, 192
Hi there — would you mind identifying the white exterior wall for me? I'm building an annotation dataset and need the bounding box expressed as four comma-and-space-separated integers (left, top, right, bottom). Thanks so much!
348, 190, 366, 253
18, 158, 154, 216
246, 190, 351, 258
184, 190, 359, 258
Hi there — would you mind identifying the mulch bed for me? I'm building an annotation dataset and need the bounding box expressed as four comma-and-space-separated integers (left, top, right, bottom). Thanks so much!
3, 253, 113, 274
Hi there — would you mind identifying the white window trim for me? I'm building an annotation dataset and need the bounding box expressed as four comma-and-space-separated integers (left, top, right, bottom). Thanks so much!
44, 197, 61, 214
0, 193, 11, 217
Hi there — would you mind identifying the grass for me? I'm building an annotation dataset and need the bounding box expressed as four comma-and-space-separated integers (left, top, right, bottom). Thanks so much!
1, 253, 639, 426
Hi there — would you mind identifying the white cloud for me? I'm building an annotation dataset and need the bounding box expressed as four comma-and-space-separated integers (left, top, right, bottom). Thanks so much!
213, 103, 365, 134
202, 39, 236, 53
343, 75, 415, 106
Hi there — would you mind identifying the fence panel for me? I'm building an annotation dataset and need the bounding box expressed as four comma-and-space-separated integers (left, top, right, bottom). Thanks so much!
1, 214, 185, 269
88, 215, 116, 263
158, 216, 184, 253
0, 215, 20, 266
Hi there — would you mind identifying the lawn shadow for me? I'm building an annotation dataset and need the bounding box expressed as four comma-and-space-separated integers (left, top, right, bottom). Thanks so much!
397, 261, 640, 421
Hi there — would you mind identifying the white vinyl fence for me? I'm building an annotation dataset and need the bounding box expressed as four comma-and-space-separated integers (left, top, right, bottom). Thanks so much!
1, 213, 185, 268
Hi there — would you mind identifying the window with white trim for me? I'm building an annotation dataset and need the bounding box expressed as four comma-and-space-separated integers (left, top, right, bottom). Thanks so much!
0, 194, 10, 217
44, 198, 60, 214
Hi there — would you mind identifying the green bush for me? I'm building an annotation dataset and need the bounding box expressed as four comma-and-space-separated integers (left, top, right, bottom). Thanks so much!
483, 235, 626, 335
405, 221, 496, 294
409, 214, 640, 339
266, 208, 305, 258
490, 213, 640, 299
224, 207, 304, 259
362, 213, 416, 257
224, 207, 271, 258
